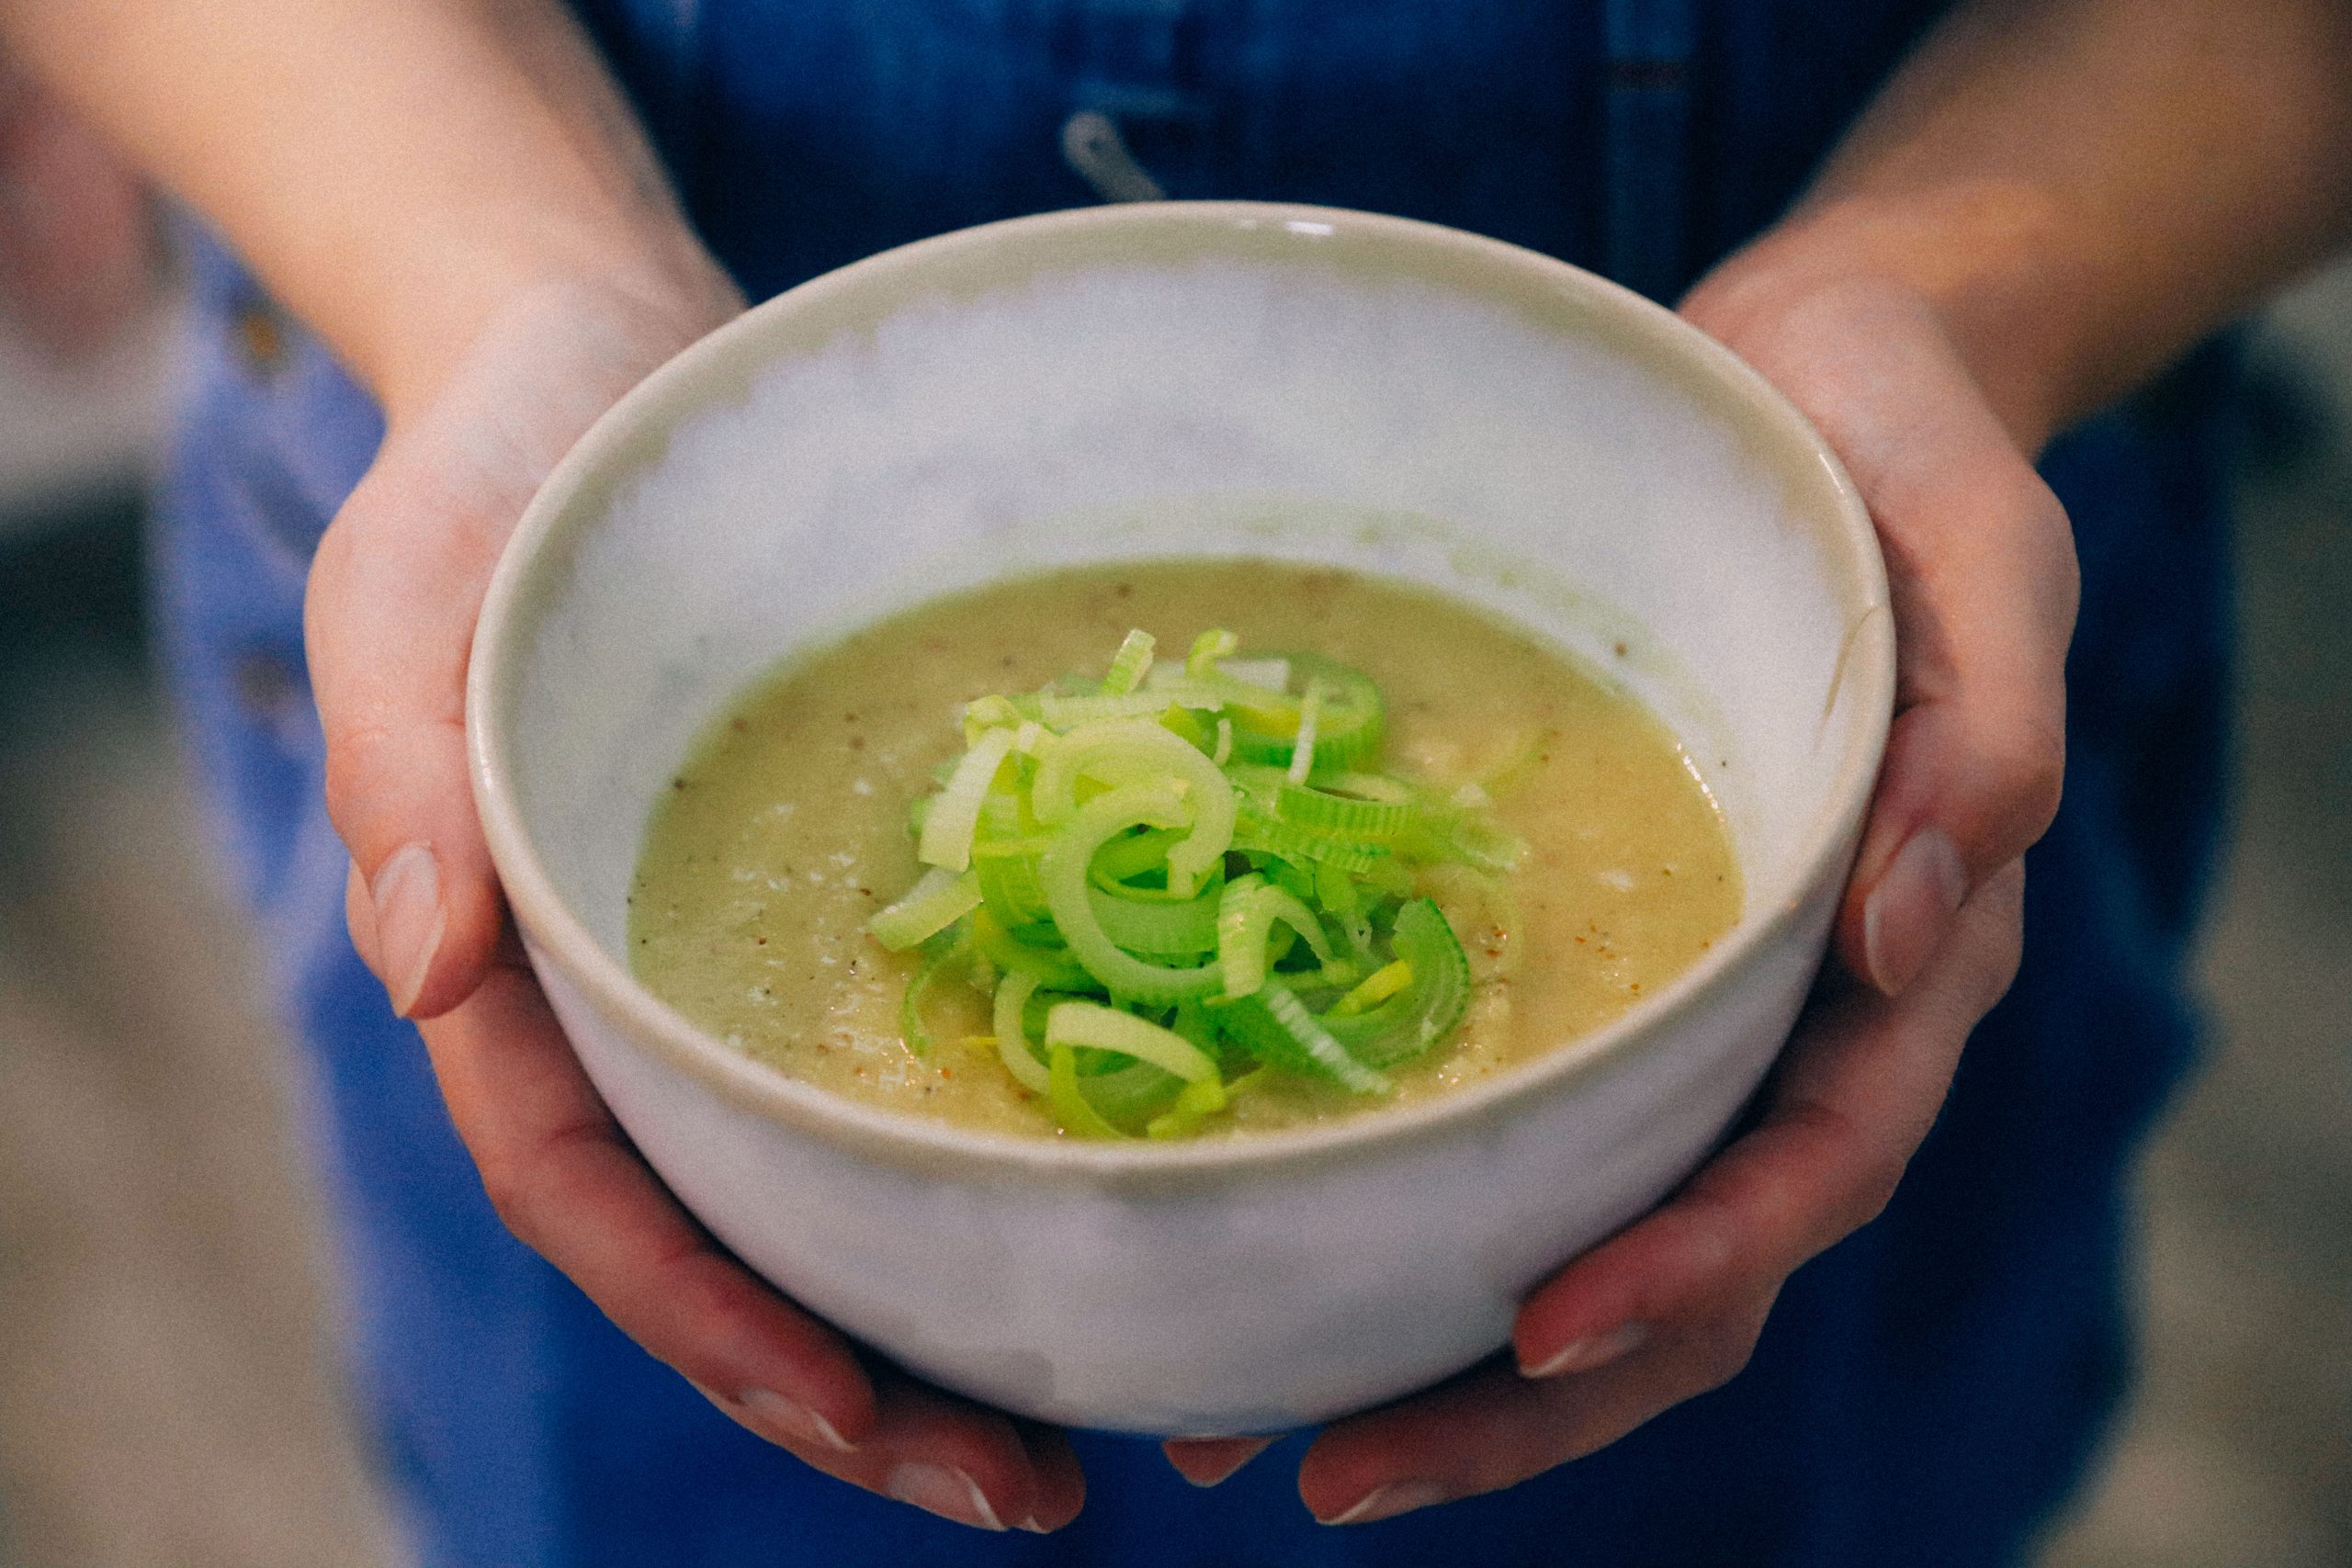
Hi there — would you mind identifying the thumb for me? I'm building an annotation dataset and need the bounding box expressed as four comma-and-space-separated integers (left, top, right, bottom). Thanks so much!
1806, 321, 2076, 996
1684, 272, 2077, 997
305, 281, 706, 1018
307, 449, 514, 1019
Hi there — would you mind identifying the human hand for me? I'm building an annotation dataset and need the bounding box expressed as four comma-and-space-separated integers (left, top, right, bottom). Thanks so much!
0, 51, 157, 356
321, 269, 1083, 1532
1167, 249, 2076, 1518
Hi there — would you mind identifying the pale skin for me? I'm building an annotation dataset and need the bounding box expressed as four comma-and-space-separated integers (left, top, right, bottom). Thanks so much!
6, 0, 2349, 1533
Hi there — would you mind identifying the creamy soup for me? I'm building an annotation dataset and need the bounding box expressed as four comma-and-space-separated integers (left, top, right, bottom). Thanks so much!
628, 560, 1739, 1137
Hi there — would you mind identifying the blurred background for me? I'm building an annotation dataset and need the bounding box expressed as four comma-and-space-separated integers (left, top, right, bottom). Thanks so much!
1, 239, 2346, 1566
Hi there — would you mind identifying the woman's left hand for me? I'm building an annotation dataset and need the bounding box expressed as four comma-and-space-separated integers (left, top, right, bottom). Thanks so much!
1166, 239, 2075, 1519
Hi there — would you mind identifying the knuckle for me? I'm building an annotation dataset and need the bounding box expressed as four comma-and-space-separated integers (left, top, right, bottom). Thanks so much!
2024, 488, 2084, 613
2017, 735, 2066, 836
1686, 1317, 1763, 1393
476, 1122, 605, 1265
473, 1155, 543, 1249
1840, 1154, 1907, 1235
319, 722, 390, 844
1767, 1099, 1906, 1256
1983, 716, 2066, 852
1656, 1183, 1750, 1302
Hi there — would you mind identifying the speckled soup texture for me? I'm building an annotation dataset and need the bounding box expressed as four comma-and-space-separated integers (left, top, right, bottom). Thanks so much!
628, 559, 1740, 1137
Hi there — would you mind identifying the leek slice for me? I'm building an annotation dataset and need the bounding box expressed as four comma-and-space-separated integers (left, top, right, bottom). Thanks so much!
976, 784, 1026, 837
991, 970, 1051, 1093
1216, 656, 1290, 693
1419, 862, 1522, 980
1317, 859, 1377, 963
1216, 873, 1339, 999
1077, 1059, 1187, 1129
1322, 898, 1473, 1067
1329, 958, 1414, 1018
1145, 1075, 1231, 1140
1032, 719, 1235, 897
1214, 982, 1389, 1094
1101, 628, 1156, 694
1229, 810, 1393, 874
899, 939, 967, 1056
1286, 681, 1324, 784
1035, 689, 1220, 729
971, 835, 1053, 927
1047, 1043, 1127, 1139
1044, 1001, 1219, 1082
1089, 882, 1222, 955
1185, 628, 1238, 676
960, 694, 1023, 740
1038, 784, 1225, 1004
1276, 778, 1417, 843
1222, 654, 1383, 772
1311, 771, 1415, 803
918, 727, 1018, 873
970, 908, 1092, 989
867, 866, 982, 951
1090, 826, 1186, 889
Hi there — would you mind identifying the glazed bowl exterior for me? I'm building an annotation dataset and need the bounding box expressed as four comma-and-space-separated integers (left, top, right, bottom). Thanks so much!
468, 202, 1893, 1435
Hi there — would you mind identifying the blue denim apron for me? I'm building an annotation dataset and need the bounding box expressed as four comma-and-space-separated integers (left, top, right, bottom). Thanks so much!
153, 3, 2231, 1562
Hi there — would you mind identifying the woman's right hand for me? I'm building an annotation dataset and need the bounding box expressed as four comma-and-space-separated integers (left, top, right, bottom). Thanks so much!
316, 265, 1085, 1533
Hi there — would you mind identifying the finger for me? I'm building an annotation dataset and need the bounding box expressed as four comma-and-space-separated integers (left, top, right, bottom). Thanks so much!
308, 457, 526, 1021
417, 964, 879, 1443
847, 1371, 1059, 1532
1299, 1300, 1775, 1524
1513, 863, 2023, 1378
1837, 437, 2070, 995
695, 1372, 1079, 1533
1161, 1435, 1277, 1487
1684, 279, 2076, 995
416, 964, 1070, 1530
1012, 1417, 1090, 1531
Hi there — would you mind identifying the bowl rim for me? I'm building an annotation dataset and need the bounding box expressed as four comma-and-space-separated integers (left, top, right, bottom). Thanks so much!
468, 199, 1894, 1186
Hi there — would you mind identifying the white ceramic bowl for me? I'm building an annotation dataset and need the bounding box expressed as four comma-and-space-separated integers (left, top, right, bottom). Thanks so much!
469, 202, 1892, 1437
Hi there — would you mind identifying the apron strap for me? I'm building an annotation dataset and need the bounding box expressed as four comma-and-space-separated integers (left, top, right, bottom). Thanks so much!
1601, 0, 1697, 301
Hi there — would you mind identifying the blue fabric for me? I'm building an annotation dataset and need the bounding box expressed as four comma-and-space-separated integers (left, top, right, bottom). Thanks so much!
153, 4, 2231, 1564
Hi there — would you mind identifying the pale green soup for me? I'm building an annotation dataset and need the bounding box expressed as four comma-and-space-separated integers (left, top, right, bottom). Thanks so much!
628, 559, 1740, 1138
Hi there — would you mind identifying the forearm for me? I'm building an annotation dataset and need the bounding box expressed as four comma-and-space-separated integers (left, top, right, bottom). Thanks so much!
1691, 0, 2352, 450
0, 0, 730, 412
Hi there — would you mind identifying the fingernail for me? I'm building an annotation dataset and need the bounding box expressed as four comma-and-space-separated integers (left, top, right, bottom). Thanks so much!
887, 1462, 1005, 1531
1317, 1480, 1449, 1526
370, 843, 446, 1018
1016, 1515, 1049, 1533
1178, 1441, 1269, 1488
1860, 827, 1968, 997
1161, 1438, 1270, 1495
1523, 1320, 1649, 1379
740, 1387, 856, 1453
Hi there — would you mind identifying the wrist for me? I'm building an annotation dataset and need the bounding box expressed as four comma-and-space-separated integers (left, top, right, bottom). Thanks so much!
367, 217, 741, 422
1683, 181, 2086, 454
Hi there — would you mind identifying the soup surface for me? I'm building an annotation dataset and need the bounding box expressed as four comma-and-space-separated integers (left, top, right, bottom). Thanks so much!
628, 560, 1739, 1137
